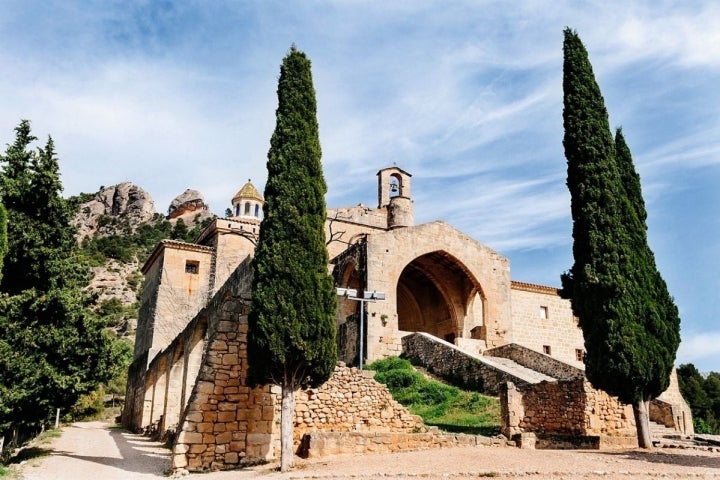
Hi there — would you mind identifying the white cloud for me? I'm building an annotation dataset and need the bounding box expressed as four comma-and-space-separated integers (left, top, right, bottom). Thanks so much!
677, 332, 720, 367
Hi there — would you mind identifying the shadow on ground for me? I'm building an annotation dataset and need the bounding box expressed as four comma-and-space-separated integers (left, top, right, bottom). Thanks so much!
43, 426, 170, 476
589, 449, 720, 469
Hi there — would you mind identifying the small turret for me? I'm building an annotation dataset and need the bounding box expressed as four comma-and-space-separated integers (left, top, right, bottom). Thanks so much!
377, 166, 413, 229
231, 179, 264, 221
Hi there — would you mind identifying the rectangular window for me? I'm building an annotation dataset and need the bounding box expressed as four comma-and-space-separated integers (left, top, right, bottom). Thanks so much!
543, 345, 551, 355
575, 349, 584, 362
185, 260, 199, 274
539, 306, 548, 319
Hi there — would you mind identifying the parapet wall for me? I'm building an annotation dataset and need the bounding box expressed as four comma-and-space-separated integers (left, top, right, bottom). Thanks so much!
485, 343, 584, 380
402, 332, 530, 394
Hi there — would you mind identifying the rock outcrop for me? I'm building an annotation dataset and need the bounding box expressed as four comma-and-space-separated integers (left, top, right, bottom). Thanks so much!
167, 189, 213, 225
72, 183, 157, 242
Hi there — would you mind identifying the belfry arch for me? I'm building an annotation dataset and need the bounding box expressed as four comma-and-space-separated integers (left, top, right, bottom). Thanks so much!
396, 251, 485, 344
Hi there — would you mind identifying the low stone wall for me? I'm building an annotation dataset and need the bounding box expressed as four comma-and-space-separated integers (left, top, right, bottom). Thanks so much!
295, 364, 423, 442
485, 343, 584, 380
300, 430, 508, 458
501, 379, 636, 448
402, 332, 528, 394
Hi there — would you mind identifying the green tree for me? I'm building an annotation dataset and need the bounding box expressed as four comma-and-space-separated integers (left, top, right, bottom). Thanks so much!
0, 203, 7, 283
247, 46, 336, 471
170, 218, 188, 240
1, 126, 85, 294
0, 121, 116, 455
677, 364, 720, 434
560, 29, 680, 448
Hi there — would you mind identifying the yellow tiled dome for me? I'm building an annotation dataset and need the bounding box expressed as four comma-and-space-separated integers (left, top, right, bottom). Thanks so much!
232, 180, 263, 204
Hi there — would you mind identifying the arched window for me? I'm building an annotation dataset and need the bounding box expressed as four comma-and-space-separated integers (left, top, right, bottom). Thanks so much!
235, 204, 240, 216
244, 202, 251, 215
254, 204, 260, 217
389, 175, 401, 197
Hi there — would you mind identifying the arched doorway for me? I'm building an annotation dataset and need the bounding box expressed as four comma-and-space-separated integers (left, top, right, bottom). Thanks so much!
397, 251, 484, 344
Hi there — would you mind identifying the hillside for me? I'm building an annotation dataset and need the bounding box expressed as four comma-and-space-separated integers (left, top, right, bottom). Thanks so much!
71, 183, 217, 341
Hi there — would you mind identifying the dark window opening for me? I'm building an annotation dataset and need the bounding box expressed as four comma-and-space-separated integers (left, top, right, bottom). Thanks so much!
185, 260, 199, 274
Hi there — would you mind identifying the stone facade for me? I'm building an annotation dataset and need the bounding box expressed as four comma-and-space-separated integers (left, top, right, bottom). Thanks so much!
509, 282, 585, 369
124, 166, 694, 468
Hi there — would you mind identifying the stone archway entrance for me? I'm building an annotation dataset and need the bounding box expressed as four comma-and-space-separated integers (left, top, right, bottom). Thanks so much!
396, 251, 485, 344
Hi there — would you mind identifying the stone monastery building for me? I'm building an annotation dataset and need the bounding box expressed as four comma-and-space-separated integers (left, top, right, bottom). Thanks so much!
124, 166, 692, 471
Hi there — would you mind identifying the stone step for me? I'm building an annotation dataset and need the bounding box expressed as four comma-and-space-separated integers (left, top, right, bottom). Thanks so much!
649, 420, 679, 440
476, 355, 557, 384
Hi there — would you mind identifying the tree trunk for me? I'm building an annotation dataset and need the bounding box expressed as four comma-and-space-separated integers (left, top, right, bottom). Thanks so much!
280, 383, 296, 472
633, 398, 653, 448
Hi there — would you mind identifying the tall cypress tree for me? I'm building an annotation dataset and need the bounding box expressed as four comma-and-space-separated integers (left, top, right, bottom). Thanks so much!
561, 29, 680, 447
247, 46, 336, 471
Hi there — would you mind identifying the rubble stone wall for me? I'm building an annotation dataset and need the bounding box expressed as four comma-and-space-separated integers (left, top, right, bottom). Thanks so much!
294, 365, 422, 442
501, 378, 636, 446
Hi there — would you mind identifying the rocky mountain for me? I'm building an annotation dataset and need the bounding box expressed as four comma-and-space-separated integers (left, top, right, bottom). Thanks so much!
167, 189, 214, 226
72, 183, 217, 339
72, 182, 158, 242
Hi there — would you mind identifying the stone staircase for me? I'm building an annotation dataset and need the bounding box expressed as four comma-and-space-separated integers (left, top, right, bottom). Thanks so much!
650, 420, 679, 441
401, 332, 558, 395
479, 355, 556, 384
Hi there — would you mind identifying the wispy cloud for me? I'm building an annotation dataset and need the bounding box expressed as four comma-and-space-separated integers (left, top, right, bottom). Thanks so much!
677, 332, 720, 367
1, 1, 719, 370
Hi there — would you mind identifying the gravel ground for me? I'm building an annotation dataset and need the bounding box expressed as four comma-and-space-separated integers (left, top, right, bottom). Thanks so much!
15, 422, 720, 480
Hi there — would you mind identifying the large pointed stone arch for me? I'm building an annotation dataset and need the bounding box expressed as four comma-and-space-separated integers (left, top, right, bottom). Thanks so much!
396, 250, 484, 344
361, 221, 513, 362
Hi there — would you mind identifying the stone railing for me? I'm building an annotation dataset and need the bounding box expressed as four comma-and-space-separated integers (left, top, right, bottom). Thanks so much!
402, 332, 531, 394
484, 343, 584, 380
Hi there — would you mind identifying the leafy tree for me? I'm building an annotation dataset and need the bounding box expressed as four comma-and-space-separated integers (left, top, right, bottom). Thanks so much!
170, 218, 189, 240
0, 124, 85, 294
560, 29, 680, 448
677, 364, 720, 434
247, 46, 336, 471
0, 203, 7, 283
0, 121, 116, 454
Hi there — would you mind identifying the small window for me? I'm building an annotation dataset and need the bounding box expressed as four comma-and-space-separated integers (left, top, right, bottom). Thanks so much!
539, 306, 548, 319
185, 260, 199, 274
254, 204, 260, 217
575, 349, 584, 362
235, 204, 240, 216
543, 345, 551, 355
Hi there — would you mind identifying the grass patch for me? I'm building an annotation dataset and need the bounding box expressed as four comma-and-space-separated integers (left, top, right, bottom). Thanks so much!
367, 357, 501, 436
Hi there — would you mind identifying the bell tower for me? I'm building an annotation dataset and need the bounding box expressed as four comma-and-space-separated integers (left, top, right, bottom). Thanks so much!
377, 166, 413, 229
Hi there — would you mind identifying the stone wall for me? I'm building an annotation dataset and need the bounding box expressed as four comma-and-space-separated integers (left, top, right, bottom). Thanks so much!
300, 430, 508, 458
500, 378, 637, 448
485, 343, 584, 380
403, 332, 530, 395
509, 282, 585, 369
294, 364, 422, 442
126, 256, 425, 472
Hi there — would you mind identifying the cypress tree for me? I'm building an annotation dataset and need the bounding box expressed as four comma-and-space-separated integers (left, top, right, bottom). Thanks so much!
561, 29, 680, 447
247, 46, 336, 471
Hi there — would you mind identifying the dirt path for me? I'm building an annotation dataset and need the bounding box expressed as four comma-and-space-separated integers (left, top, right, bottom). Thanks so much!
18, 422, 720, 479
19, 422, 169, 479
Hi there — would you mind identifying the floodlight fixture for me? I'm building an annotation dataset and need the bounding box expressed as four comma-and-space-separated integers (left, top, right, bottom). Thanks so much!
335, 287, 386, 369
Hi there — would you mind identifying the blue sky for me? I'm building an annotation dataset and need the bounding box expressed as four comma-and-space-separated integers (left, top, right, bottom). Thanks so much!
1, 1, 718, 371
